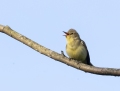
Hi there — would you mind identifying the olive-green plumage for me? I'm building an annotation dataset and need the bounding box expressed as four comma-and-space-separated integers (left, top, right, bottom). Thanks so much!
63, 29, 92, 65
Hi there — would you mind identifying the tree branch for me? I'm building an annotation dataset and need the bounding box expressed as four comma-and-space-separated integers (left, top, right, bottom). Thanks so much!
0, 24, 120, 76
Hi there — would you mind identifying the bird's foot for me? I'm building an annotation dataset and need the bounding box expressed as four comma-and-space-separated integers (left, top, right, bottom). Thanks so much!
76, 61, 82, 65
69, 58, 75, 61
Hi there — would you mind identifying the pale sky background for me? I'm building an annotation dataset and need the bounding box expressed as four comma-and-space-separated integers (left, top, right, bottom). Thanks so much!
0, 0, 120, 91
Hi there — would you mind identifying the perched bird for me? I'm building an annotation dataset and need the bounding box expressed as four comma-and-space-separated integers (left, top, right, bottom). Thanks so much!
63, 29, 93, 66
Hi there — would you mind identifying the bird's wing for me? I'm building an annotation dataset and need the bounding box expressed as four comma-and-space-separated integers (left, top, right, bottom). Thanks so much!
81, 40, 93, 66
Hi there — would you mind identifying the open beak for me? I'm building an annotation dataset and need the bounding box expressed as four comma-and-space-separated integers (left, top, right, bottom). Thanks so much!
63, 31, 69, 37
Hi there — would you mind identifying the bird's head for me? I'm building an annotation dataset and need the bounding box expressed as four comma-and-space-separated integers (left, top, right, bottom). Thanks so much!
63, 29, 80, 43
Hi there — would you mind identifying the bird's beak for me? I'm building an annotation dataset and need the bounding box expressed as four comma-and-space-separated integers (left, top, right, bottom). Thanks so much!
63, 31, 69, 37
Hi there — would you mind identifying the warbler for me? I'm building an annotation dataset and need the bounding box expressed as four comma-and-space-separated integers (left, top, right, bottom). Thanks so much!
63, 29, 93, 66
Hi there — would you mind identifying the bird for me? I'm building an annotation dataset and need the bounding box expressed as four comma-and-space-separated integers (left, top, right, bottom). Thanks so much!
63, 29, 93, 66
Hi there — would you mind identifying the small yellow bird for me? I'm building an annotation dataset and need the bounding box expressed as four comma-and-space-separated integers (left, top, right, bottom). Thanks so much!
63, 29, 93, 66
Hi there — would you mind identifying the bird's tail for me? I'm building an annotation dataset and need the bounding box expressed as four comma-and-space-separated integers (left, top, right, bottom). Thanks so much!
87, 62, 94, 66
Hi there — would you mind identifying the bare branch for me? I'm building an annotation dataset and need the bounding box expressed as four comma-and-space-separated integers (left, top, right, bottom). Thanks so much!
0, 24, 120, 76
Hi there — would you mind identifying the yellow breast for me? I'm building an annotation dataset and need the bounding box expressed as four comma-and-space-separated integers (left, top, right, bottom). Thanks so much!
66, 44, 87, 62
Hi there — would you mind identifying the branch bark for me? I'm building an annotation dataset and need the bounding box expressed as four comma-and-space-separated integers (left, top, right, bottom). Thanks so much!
0, 24, 120, 76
